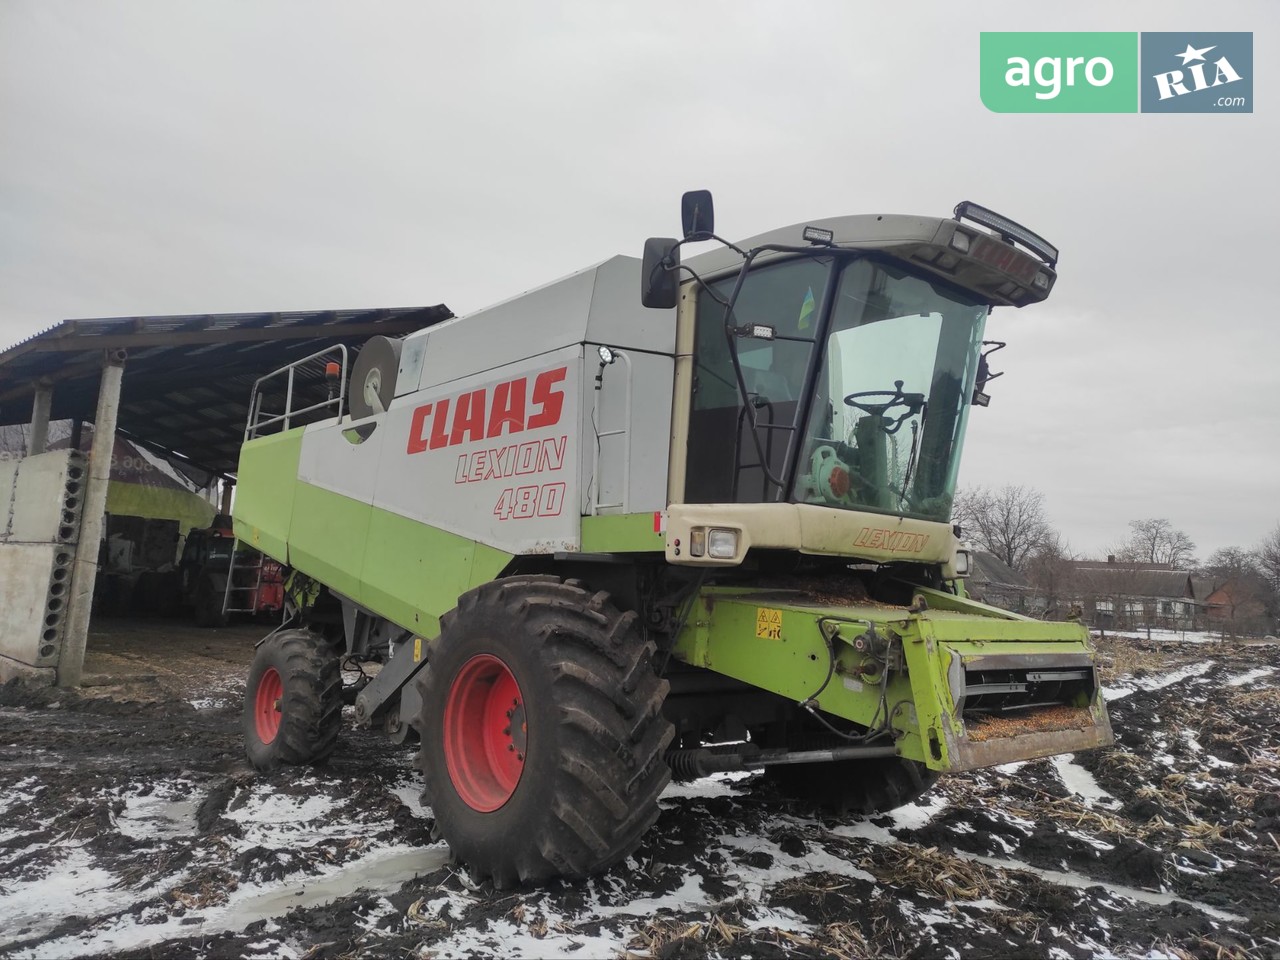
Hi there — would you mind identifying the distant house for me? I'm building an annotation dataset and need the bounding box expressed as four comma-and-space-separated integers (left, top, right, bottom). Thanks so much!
966, 552, 1041, 615
1202, 580, 1271, 635
1066, 557, 1198, 630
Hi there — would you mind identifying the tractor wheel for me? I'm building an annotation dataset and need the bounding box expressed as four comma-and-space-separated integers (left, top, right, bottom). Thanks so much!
766, 756, 939, 816
194, 574, 228, 628
243, 629, 343, 772
415, 576, 673, 887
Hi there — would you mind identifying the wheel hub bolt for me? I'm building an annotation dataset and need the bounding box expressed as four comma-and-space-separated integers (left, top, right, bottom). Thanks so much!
508, 744, 515, 752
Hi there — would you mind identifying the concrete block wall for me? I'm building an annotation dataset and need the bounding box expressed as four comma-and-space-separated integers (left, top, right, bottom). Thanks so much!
0, 449, 86, 683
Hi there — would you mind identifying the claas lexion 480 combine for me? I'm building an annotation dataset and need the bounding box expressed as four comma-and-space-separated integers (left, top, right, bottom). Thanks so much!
234, 192, 1112, 886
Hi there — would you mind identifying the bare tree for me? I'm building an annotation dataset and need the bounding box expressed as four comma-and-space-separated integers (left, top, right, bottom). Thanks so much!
1258, 523, 1280, 594
952, 484, 1051, 572
1202, 546, 1271, 637
1115, 518, 1197, 569
1023, 531, 1077, 619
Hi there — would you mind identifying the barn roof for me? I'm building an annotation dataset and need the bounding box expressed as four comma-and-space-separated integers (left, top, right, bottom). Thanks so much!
0, 306, 452, 477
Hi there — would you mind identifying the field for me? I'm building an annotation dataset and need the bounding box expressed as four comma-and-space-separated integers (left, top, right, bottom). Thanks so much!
1, 625, 1277, 959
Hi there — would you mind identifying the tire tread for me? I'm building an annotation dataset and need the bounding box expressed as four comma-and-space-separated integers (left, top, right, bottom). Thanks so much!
415, 576, 672, 886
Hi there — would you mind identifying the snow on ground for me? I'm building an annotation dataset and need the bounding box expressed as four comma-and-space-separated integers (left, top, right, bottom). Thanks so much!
1095, 628, 1220, 645
1225, 665, 1274, 687
1050, 754, 1119, 808
1102, 660, 1215, 701
1, 634, 1277, 958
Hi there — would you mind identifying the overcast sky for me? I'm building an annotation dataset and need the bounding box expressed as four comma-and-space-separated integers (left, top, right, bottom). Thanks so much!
1, 0, 1275, 561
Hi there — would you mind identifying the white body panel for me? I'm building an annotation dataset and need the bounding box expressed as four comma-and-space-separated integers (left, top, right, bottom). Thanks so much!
296, 255, 681, 556
395, 256, 677, 397
302, 346, 585, 554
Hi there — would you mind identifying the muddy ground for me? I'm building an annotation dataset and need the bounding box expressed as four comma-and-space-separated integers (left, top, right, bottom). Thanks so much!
1, 624, 1277, 959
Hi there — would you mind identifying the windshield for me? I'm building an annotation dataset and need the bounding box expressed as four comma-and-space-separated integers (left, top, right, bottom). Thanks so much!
794, 259, 987, 522
685, 255, 988, 524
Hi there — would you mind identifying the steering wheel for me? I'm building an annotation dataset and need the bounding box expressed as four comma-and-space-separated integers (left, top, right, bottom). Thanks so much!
843, 380, 926, 434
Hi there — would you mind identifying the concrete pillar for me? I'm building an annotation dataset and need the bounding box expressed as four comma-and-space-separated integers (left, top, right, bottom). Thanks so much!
220, 478, 235, 516
29, 381, 53, 455
57, 350, 126, 688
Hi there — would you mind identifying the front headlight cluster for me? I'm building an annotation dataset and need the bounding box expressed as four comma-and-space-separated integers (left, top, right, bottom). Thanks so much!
689, 527, 740, 559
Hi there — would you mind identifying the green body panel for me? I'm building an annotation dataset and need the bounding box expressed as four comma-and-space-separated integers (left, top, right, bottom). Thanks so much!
360, 505, 512, 638
289, 481, 370, 601
581, 513, 665, 553
672, 585, 1109, 771
233, 429, 514, 639
233, 432, 302, 561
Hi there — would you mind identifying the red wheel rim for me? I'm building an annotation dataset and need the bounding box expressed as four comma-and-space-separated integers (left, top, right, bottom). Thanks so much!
254, 666, 283, 744
443, 654, 526, 812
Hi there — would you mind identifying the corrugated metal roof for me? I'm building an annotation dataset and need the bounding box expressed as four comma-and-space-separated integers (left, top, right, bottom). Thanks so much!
0, 306, 453, 476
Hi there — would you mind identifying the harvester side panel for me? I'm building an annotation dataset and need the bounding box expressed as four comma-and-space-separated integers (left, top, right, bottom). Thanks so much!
299, 345, 581, 555
235, 432, 301, 563
237, 254, 680, 593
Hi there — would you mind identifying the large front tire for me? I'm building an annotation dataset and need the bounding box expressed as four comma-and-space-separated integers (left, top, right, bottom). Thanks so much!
416, 576, 672, 887
243, 629, 343, 772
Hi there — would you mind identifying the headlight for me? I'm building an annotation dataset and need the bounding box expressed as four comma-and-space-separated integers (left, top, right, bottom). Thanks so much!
707, 528, 739, 559
954, 547, 972, 577
689, 529, 706, 557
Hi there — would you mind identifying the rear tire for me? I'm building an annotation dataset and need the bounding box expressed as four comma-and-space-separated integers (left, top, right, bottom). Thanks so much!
415, 576, 673, 887
194, 574, 228, 628
766, 756, 939, 815
243, 629, 343, 771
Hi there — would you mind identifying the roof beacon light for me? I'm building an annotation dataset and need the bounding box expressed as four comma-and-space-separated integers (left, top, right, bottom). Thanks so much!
953, 201, 1059, 267
802, 225, 834, 245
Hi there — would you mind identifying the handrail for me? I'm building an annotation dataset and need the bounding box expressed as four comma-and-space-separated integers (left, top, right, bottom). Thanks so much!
590, 351, 634, 514
244, 344, 349, 440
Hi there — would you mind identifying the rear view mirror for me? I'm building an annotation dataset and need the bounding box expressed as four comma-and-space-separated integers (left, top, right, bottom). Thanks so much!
681, 190, 714, 240
641, 237, 680, 309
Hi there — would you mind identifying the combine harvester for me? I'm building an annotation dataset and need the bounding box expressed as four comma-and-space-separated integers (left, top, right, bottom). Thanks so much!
234, 192, 1112, 886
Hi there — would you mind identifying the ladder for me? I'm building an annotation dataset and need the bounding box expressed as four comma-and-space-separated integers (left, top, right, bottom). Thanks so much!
221, 540, 268, 616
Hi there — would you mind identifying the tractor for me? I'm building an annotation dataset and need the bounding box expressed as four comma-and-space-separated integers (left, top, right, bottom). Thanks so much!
234, 192, 1112, 887
179, 518, 284, 627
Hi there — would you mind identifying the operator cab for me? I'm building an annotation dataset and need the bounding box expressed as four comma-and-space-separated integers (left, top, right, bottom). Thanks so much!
643, 193, 1058, 529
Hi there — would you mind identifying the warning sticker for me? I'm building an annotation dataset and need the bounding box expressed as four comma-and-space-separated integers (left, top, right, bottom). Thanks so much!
755, 607, 783, 640
413, 637, 423, 662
